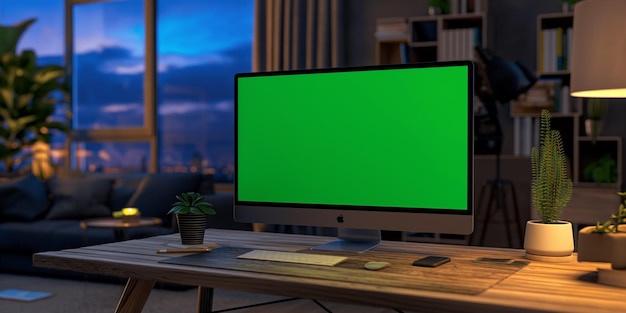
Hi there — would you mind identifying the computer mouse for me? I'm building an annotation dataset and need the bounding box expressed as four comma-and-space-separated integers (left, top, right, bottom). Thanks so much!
364, 261, 390, 270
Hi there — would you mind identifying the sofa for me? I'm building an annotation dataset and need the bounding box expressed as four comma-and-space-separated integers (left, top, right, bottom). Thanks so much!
0, 171, 251, 278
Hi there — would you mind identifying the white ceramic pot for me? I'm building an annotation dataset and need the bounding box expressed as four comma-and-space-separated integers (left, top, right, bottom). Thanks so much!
524, 220, 574, 257
584, 119, 603, 137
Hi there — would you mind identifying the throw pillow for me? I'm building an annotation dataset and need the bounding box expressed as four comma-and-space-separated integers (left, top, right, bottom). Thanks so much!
125, 173, 202, 225
0, 174, 49, 221
45, 176, 114, 220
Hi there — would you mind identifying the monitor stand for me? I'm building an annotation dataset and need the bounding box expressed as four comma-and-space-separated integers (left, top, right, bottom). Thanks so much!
312, 228, 381, 253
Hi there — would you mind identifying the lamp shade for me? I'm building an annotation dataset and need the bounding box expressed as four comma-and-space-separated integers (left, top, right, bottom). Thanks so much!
571, 0, 626, 98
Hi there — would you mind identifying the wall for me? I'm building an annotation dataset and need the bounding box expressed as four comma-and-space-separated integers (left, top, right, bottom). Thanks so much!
342, 0, 626, 188
339, 0, 626, 247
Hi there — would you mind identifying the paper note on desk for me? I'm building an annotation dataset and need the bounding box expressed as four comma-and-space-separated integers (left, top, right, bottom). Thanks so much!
0, 289, 53, 302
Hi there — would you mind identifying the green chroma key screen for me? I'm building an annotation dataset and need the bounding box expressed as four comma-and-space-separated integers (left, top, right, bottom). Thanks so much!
236, 64, 470, 212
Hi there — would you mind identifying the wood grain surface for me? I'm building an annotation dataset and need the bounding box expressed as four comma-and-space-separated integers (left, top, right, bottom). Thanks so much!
33, 229, 625, 313
160, 246, 527, 295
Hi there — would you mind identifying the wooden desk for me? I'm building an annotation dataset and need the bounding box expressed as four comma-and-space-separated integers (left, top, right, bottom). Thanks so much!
33, 229, 624, 313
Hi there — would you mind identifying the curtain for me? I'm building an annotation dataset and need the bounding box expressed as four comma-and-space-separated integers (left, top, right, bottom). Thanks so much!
251, 0, 344, 236
253, 0, 345, 72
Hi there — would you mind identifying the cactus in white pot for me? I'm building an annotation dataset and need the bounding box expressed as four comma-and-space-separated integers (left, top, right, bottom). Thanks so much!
524, 109, 574, 261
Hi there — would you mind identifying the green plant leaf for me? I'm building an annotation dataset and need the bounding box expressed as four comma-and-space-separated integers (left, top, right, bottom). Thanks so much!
168, 192, 215, 215
0, 18, 36, 56
531, 110, 573, 223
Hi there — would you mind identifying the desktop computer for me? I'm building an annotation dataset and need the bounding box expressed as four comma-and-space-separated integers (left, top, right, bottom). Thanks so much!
234, 61, 474, 252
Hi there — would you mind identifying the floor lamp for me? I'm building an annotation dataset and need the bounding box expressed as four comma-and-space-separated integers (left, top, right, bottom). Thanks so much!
570, 0, 626, 287
470, 46, 537, 248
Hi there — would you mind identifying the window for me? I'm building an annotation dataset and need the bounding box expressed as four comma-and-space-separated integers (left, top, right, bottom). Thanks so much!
1, 0, 253, 180
157, 0, 253, 181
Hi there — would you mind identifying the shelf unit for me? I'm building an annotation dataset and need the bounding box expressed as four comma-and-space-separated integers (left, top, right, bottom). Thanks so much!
374, 12, 487, 246
526, 13, 623, 227
375, 12, 487, 65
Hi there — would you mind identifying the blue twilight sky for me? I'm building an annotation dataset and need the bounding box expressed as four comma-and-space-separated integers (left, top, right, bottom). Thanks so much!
0, 0, 254, 57
0, 0, 254, 175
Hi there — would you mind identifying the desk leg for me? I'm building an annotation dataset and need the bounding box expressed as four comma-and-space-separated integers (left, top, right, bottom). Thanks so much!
114, 278, 155, 313
197, 286, 214, 313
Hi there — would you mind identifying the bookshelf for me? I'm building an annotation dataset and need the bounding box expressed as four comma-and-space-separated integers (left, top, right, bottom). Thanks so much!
374, 11, 487, 246
375, 12, 486, 65
525, 13, 622, 226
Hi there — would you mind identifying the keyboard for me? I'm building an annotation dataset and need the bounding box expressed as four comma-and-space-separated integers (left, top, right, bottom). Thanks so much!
237, 249, 347, 266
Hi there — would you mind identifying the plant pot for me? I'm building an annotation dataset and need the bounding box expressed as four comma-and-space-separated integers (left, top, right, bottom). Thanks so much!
176, 214, 208, 245
524, 220, 574, 261
578, 226, 615, 263
428, 6, 448, 15
562, 3, 572, 12
584, 119, 603, 137
579, 226, 626, 269
578, 226, 626, 287
609, 233, 626, 269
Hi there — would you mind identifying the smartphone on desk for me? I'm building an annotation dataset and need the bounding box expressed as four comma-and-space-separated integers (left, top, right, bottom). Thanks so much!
412, 256, 451, 267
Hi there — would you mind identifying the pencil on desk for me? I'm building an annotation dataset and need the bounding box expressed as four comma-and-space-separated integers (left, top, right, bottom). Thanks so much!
156, 248, 212, 254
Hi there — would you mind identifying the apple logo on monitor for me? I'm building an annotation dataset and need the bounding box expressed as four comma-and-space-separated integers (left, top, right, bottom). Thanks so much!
337, 215, 344, 224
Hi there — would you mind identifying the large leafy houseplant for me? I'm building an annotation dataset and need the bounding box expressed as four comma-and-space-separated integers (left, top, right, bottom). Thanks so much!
0, 18, 69, 178
524, 109, 574, 261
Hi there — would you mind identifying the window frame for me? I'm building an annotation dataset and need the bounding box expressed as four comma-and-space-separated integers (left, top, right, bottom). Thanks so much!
65, 0, 158, 172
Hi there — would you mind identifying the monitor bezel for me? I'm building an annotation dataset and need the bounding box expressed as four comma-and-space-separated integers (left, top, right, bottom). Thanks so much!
234, 60, 474, 235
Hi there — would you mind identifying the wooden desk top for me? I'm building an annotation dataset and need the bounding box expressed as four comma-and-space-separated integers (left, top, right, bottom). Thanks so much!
33, 229, 624, 313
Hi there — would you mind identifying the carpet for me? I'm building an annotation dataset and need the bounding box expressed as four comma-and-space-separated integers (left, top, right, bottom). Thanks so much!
0, 273, 403, 312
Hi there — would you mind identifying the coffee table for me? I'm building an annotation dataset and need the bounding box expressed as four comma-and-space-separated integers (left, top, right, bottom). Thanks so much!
80, 217, 162, 241
33, 229, 620, 313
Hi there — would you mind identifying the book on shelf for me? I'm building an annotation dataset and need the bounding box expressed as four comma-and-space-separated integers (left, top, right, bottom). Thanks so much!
539, 27, 572, 73
450, 0, 484, 14
513, 116, 540, 157
511, 78, 574, 115
400, 42, 412, 64
438, 27, 481, 61
375, 17, 408, 40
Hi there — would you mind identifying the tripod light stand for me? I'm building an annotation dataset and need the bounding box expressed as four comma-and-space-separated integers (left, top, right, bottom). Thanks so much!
470, 46, 537, 248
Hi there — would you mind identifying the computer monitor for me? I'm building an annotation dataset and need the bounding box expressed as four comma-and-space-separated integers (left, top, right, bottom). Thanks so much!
234, 61, 474, 252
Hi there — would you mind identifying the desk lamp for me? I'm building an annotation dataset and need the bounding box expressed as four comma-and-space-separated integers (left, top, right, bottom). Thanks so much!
473, 46, 537, 156
471, 46, 537, 247
571, 0, 626, 287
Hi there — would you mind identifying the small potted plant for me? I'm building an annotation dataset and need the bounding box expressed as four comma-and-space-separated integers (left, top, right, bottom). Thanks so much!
585, 98, 608, 144
560, 0, 582, 12
524, 109, 574, 261
578, 191, 626, 266
168, 192, 215, 245
427, 0, 450, 15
